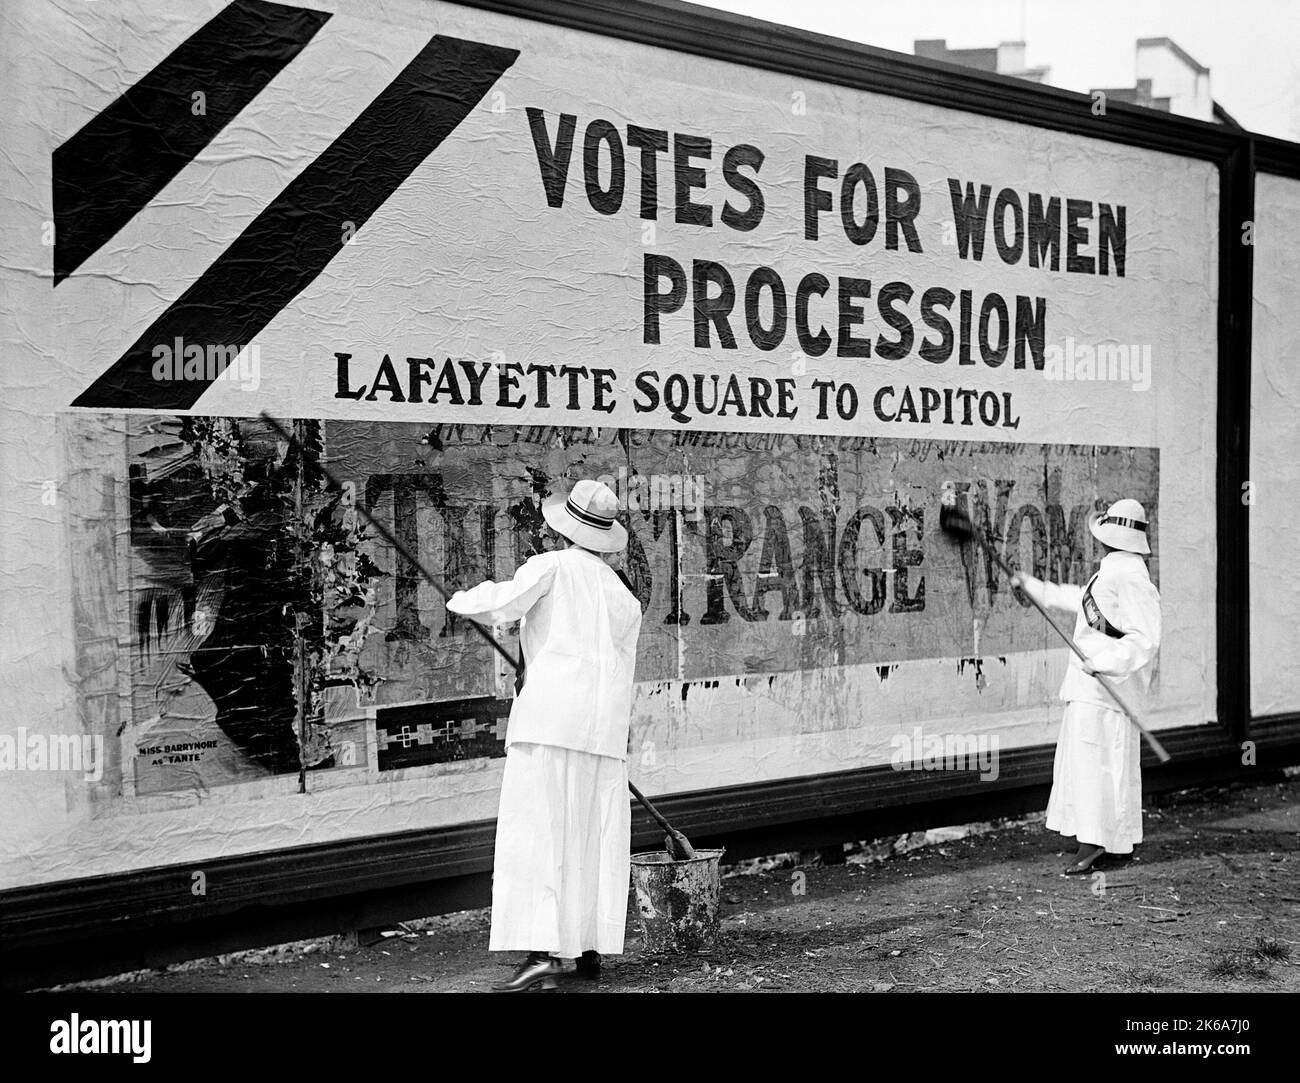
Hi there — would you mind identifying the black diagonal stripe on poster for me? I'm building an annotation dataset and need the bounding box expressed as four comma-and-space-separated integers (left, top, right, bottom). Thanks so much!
72, 34, 520, 410
53, 0, 331, 286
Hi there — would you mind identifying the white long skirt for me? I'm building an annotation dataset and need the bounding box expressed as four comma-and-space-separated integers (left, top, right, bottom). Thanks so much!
1046, 701, 1143, 853
489, 741, 631, 958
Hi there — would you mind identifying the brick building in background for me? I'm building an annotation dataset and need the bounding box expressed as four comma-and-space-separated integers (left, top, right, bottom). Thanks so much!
916, 35, 1241, 126
914, 38, 1050, 83
1093, 38, 1241, 126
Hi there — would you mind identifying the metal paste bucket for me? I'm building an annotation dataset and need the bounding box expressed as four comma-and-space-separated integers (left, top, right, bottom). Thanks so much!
629, 848, 726, 954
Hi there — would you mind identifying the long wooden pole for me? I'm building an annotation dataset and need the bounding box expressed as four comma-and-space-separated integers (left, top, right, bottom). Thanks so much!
973, 533, 1171, 764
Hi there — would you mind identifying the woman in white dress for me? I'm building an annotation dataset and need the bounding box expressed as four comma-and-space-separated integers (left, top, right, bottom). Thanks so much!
446, 479, 643, 991
1011, 499, 1162, 875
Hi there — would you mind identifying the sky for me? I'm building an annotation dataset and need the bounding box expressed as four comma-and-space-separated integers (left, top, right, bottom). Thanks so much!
696, 0, 1300, 141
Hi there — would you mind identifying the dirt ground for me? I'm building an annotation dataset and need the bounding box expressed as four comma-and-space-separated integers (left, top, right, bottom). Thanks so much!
78, 776, 1297, 994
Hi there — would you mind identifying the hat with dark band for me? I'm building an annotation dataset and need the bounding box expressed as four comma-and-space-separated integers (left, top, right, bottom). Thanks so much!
541, 479, 628, 553
1089, 498, 1151, 555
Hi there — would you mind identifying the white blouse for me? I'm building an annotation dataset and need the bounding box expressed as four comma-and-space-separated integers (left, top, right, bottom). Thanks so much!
1017, 550, 1162, 709
446, 546, 643, 759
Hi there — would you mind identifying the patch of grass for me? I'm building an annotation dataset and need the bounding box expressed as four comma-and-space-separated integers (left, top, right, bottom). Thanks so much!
1253, 936, 1291, 963
1207, 951, 1273, 981
1122, 965, 1163, 989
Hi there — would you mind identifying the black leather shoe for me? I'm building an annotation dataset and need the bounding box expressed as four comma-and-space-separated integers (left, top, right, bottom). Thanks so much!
492, 952, 563, 992
1063, 843, 1106, 875
574, 951, 601, 980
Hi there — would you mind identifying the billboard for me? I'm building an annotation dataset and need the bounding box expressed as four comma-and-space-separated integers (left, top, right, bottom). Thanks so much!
1, 0, 1221, 888
1250, 172, 1300, 718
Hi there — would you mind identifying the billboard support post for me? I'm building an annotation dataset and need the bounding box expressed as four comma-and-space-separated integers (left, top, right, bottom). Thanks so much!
1216, 137, 1256, 745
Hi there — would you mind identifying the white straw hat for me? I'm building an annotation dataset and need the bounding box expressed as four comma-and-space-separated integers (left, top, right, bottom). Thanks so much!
541, 479, 628, 553
1089, 498, 1150, 555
